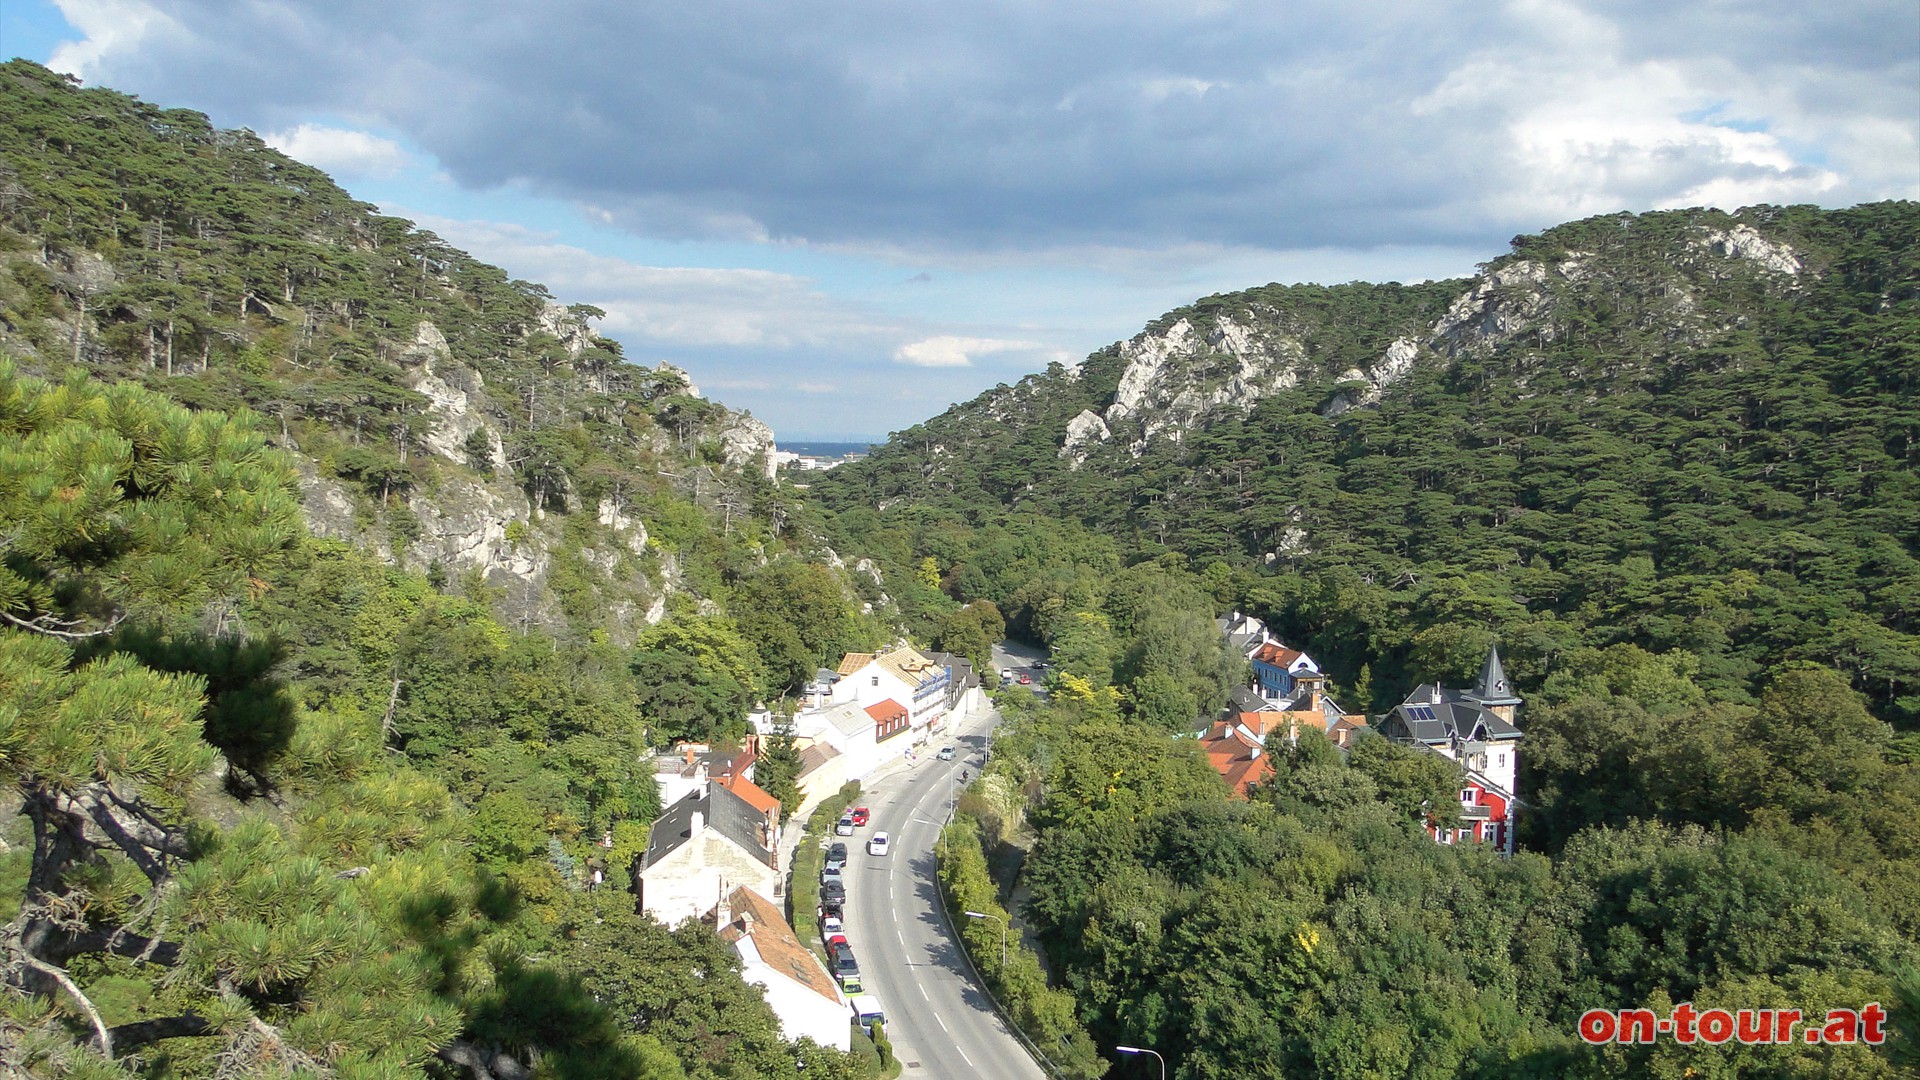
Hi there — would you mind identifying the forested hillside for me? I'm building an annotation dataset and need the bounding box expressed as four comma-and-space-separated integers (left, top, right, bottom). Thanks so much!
816, 203, 1920, 1077
0, 63, 896, 1077
0, 58, 842, 643
817, 202, 1920, 731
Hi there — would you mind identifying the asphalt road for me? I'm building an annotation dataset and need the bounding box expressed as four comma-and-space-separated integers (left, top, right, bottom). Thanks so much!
838, 702, 1048, 1080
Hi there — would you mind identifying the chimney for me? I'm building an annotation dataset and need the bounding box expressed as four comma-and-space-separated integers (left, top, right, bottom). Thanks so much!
690, 810, 704, 836
684, 745, 696, 766
697, 761, 710, 785
1429, 684, 1443, 705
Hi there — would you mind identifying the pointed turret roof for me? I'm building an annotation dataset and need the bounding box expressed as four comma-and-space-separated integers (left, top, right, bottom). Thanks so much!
1472, 646, 1522, 707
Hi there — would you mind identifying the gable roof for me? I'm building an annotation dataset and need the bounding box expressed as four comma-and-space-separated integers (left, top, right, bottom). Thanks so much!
864, 699, 908, 724
640, 781, 777, 872
722, 772, 781, 819
720, 886, 843, 1006
1199, 721, 1275, 799
836, 652, 875, 676
797, 742, 841, 779
876, 646, 946, 689
1251, 642, 1312, 670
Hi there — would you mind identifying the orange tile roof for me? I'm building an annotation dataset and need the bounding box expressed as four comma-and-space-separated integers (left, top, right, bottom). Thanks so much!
720, 887, 843, 1006
1251, 643, 1306, 667
1199, 721, 1274, 799
722, 773, 781, 818
864, 699, 908, 723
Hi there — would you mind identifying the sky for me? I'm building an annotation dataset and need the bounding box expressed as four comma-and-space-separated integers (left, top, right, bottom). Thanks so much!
4, 1, 1916, 440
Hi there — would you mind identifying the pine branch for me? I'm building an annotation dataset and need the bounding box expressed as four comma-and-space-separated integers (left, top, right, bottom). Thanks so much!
0, 609, 128, 640
14, 951, 112, 1056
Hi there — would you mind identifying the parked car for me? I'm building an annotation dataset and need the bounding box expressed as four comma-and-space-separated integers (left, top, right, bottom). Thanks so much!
850, 806, 871, 827
837, 970, 863, 993
1018, 674, 1032, 685
938, 745, 955, 760
824, 842, 848, 872
820, 868, 843, 891
821, 880, 846, 905
821, 910, 843, 933
826, 933, 848, 950
832, 943, 858, 975
867, 832, 890, 856
835, 814, 854, 836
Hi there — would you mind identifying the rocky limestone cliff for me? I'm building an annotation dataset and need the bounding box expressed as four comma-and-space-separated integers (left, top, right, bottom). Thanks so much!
400, 321, 507, 467
1067, 215, 1810, 454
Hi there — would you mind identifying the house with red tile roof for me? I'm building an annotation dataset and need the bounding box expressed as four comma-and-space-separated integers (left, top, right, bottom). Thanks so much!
1198, 719, 1275, 799
718, 886, 849, 1050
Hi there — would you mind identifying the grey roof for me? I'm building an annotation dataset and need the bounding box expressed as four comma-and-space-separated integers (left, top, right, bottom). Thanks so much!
1473, 646, 1522, 707
927, 652, 979, 692
1228, 686, 1270, 713
1384, 689, 1521, 748
640, 781, 776, 872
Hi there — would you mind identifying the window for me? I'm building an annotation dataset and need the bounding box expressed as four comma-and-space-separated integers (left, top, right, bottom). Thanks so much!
1461, 788, 1475, 805
871, 676, 880, 687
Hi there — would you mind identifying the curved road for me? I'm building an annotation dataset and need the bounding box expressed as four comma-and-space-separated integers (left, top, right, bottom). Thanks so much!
840, 699, 1047, 1080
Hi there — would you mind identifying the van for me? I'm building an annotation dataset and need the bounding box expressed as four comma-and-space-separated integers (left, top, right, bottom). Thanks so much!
849, 994, 885, 1029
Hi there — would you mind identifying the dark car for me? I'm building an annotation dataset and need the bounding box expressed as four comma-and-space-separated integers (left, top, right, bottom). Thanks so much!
821, 880, 846, 905
824, 842, 848, 872
832, 943, 858, 975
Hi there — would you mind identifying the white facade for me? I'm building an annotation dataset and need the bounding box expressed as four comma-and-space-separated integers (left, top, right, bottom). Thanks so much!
831, 648, 949, 737
736, 935, 850, 1050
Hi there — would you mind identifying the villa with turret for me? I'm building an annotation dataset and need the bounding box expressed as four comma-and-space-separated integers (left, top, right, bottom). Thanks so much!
1376, 647, 1523, 854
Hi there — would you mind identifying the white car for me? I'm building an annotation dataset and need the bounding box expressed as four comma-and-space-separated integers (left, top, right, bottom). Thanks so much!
867, 832, 890, 856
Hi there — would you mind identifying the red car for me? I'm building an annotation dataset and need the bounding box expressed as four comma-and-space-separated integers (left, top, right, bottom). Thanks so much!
826, 933, 848, 949
1018, 674, 1033, 685
850, 806, 871, 827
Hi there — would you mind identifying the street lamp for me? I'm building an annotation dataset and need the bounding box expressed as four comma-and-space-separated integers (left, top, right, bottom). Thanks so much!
962, 910, 1007, 969
1115, 1045, 1165, 1080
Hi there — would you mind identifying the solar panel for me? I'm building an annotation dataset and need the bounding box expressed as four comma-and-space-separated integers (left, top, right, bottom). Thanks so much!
1406, 705, 1437, 722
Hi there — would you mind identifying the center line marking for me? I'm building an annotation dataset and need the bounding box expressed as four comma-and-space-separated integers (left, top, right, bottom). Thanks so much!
920, 984, 930, 1000
935, 1013, 947, 1032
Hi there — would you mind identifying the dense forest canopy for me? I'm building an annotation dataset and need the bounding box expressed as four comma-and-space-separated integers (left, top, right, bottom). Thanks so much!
1, 55, 1916, 1079
816, 202, 1920, 1077
816, 201, 1920, 734
0, 63, 894, 1077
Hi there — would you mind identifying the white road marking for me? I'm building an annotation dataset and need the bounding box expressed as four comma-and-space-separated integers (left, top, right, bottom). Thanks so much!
935, 1013, 948, 1032
919, 983, 930, 1000
956, 1046, 974, 1068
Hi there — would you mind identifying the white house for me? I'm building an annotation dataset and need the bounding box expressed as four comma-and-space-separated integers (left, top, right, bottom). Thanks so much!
719, 886, 849, 1051
831, 646, 950, 738
633, 780, 781, 926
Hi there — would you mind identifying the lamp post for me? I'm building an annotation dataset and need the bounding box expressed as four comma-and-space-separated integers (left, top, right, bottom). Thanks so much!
962, 910, 1007, 969
1115, 1045, 1165, 1080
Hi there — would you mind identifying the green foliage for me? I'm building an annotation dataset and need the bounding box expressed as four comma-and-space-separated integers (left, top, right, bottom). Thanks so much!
939, 815, 1105, 1080
818, 203, 1920, 732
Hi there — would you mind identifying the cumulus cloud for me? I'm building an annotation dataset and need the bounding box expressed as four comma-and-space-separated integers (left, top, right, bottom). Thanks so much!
263, 124, 413, 179
45, 0, 1916, 257
414, 216, 900, 351
894, 336, 1041, 368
